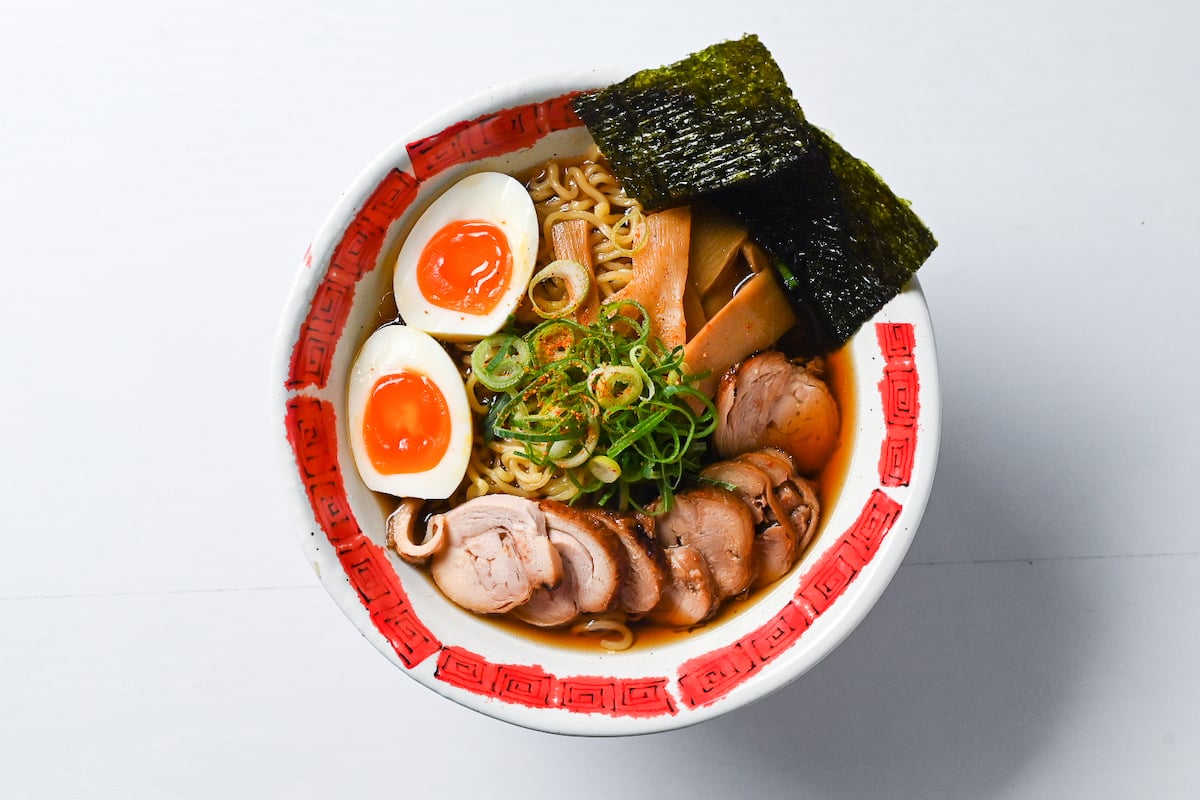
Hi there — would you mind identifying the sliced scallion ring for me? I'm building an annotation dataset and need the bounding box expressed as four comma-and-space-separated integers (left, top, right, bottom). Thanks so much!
470, 334, 530, 391
528, 320, 583, 364
587, 364, 643, 410
549, 421, 599, 468
587, 455, 622, 484
527, 259, 592, 319
599, 299, 650, 345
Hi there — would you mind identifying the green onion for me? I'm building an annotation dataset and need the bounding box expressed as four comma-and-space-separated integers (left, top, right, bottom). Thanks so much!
470, 334, 530, 391
599, 299, 650, 346
549, 422, 599, 468
607, 407, 672, 457
528, 320, 584, 364
485, 299, 713, 512
587, 365, 643, 409
588, 455, 622, 483
527, 260, 592, 319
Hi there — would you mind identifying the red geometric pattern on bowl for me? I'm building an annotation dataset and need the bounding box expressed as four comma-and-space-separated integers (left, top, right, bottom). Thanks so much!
876, 323, 920, 487
281, 91, 922, 721
435, 647, 677, 718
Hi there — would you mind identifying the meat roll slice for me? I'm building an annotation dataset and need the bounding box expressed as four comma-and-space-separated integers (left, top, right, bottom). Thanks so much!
652, 486, 756, 600
513, 501, 626, 627
703, 447, 822, 588
427, 495, 561, 615
714, 350, 840, 474
738, 448, 820, 557
588, 509, 668, 618
647, 544, 719, 627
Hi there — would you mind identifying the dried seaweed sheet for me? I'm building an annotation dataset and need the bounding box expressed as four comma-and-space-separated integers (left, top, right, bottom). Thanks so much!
572, 35, 812, 211
714, 128, 938, 351
571, 35, 937, 351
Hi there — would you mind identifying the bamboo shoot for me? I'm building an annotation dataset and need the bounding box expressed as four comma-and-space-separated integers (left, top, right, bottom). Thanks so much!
606, 207, 691, 349
683, 268, 798, 398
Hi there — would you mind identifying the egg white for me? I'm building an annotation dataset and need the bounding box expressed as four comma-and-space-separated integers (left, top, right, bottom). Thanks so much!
393, 171, 538, 340
346, 324, 472, 499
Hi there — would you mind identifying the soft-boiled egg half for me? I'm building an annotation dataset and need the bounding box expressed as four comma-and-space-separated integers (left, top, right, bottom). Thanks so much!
347, 324, 472, 499
393, 171, 538, 340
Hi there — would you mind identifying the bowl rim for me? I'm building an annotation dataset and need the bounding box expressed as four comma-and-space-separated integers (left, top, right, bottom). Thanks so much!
270, 71, 941, 736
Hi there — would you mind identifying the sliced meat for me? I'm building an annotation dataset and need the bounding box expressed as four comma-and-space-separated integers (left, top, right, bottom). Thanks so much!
704, 455, 798, 587
703, 448, 823, 589
701, 459, 775, 528
510, 500, 627, 627
539, 501, 625, 613
739, 450, 819, 538
754, 526, 798, 588
513, 573, 580, 628
427, 495, 561, 615
714, 350, 840, 474
646, 544, 719, 627
736, 448, 807, 548
740, 448, 821, 557
772, 472, 820, 556
653, 486, 755, 600
736, 446, 794, 485
588, 509, 667, 618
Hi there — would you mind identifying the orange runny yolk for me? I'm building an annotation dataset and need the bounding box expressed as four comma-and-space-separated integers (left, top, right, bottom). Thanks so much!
417, 219, 512, 315
363, 371, 451, 474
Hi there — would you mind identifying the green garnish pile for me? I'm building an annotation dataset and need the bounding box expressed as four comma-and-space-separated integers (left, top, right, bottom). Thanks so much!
471, 301, 715, 513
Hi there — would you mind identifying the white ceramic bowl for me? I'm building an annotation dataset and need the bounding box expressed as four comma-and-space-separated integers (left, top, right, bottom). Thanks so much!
270, 71, 940, 736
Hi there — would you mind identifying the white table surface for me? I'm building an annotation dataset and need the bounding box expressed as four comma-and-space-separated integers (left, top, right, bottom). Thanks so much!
3, 1, 1198, 797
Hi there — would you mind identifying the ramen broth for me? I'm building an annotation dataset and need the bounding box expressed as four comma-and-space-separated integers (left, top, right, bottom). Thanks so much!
362, 153, 855, 652
485, 343, 855, 652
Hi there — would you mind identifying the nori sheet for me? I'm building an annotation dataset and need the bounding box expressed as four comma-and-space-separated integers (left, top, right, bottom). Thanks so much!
572, 35, 937, 352
713, 127, 938, 352
572, 35, 812, 211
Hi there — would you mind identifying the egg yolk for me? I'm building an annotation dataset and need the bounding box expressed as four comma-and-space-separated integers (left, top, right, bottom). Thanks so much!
363, 371, 451, 474
416, 219, 512, 315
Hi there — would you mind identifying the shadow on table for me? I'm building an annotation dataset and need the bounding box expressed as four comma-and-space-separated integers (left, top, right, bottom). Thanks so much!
656, 396, 1095, 798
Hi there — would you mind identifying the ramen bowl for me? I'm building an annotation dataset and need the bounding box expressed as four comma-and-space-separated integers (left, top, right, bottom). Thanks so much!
270, 71, 940, 736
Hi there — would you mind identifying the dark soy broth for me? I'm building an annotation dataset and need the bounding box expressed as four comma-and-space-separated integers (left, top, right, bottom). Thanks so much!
484, 344, 856, 653
357, 158, 858, 653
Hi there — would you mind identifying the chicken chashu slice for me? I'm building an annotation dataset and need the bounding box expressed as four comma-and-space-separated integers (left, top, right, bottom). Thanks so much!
738, 448, 820, 553
428, 495, 562, 615
513, 501, 626, 627
714, 350, 840, 474
646, 544, 720, 627
701, 456, 795, 586
588, 508, 668, 618
512, 569, 580, 628
652, 486, 756, 600
702, 447, 821, 588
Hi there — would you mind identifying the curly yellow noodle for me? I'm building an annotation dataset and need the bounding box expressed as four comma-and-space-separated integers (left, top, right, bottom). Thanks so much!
526, 151, 645, 296
448, 154, 648, 507
401, 155, 685, 651
570, 614, 635, 651
500, 446, 554, 491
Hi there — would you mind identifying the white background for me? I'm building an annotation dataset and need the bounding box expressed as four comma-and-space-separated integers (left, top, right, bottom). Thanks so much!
2, 1, 1198, 797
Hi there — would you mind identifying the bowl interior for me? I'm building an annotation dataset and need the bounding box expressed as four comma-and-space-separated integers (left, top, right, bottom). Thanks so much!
272, 74, 939, 735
